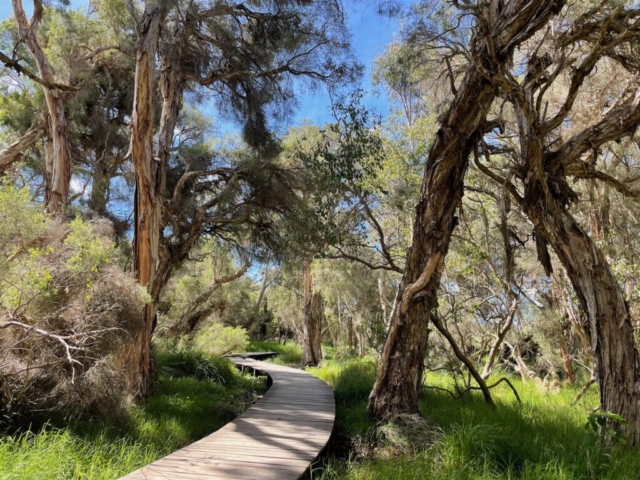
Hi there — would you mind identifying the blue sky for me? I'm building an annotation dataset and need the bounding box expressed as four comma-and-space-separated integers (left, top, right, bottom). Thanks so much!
0, 1, 408, 130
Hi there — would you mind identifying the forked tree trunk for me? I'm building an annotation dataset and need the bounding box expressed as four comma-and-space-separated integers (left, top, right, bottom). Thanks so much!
130, 3, 171, 398
526, 203, 640, 444
301, 258, 323, 366
0, 119, 45, 174
12, 0, 72, 215
367, 0, 565, 421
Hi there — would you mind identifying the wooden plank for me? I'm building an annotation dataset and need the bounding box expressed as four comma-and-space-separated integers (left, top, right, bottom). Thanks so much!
121, 357, 335, 480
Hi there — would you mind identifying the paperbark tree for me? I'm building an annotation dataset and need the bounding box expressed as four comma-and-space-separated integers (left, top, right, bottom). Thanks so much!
367, 0, 565, 421
301, 257, 323, 366
12, 0, 73, 214
128, 0, 174, 397
126, 0, 354, 396
473, 4, 640, 443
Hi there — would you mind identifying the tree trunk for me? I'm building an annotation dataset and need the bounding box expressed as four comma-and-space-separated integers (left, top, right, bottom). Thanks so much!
378, 270, 390, 329
301, 258, 323, 366
525, 203, 640, 444
551, 279, 575, 384
255, 254, 271, 310
130, 3, 171, 398
557, 319, 575, 384
0, 119, 45, 174
88, 154, 109, 216
367, 67, 494, 420
12, 0, 72, 215
367, 0, 564, 421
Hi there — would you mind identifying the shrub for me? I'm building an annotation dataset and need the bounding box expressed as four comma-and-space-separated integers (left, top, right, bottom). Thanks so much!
155, 348, 237, 386
0, 189, 144, 424
247, 340, 303, 365
193, 323, 249, 357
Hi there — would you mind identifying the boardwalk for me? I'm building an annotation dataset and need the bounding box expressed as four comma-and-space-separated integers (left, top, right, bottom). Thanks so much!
121, 356, 335, 480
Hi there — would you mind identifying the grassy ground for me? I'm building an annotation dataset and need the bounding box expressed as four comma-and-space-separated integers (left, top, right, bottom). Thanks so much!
0, 347, 267, 480
307, 356, 640, 480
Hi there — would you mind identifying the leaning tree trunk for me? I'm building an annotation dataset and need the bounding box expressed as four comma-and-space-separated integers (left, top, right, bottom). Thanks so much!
367, 0, 565, 421
367, 67, 495, 420
301, 258, 323, 366
12, 0, 72, 215
526, 202, 640, 444
130, 3, 171, 398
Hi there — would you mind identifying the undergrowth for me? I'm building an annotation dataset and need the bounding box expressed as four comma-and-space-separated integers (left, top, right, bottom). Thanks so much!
246, 340, 303, 366
0, 346, 267, 479
308, 359, 640, 480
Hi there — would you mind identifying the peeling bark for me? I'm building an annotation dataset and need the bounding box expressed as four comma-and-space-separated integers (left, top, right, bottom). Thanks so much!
367, 63, 494, 420
12, 0, 72, 214
130, 2, 172, 398
301, 257, 323, 366
367, 0, 565, 421
525, 203, 640, 444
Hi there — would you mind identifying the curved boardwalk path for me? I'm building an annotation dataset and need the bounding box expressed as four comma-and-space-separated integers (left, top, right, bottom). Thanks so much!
121, 354, 335, 480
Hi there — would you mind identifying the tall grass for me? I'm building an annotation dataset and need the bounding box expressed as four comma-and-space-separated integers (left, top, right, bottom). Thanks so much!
246, 340, 303, 365
310, 360, 640, 480
0, 347, 266, 480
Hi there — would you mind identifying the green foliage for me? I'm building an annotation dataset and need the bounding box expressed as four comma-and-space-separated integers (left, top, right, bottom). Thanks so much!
193, 324, 250, 358
585, 411, 630, 446
247, 341, 303, 366
0, 186, 47, 258
0, 187, 143, 422
64, 218, 114, 274
155, 347, 238, 386
312, 360, 377, 406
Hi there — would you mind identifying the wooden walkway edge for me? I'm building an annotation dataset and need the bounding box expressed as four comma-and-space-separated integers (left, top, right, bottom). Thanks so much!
120, 356, 335, 480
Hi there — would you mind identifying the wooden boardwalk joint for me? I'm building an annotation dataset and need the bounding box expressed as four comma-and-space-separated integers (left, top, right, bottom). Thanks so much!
121, 356, 335, 480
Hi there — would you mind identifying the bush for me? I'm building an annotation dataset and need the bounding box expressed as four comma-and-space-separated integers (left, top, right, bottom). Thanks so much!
193, 323, 249, 357
247, 340, 303, 365
0, 189, 144, 424
155, 348, 237, 386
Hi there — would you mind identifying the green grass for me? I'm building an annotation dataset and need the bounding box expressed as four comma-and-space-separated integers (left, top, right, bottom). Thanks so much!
0, 347, 267, 480
308, 359, 640, 480
246, 340, 303, 366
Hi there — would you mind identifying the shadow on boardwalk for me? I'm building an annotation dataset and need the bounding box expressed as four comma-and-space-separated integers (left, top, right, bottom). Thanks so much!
120, 357, 335, 480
